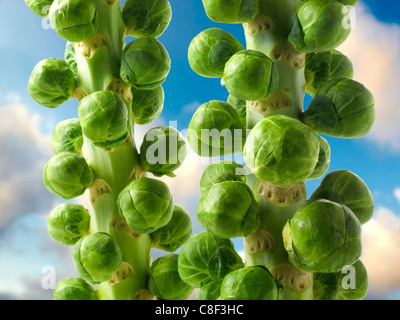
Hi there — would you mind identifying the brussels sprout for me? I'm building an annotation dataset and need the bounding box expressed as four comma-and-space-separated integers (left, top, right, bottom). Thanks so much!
51, 118, 83, 154
198, 181, 260, 238
283, 198, 362, 273
178, 231, 243, 288
149, 254, 194, 300
220, 266, 280, 300
202, 0, 259, 24
337, 0, 358, 6
122, 0, 172, 38
223, 50, 279, 101
49, 0, 98, 42
131, 86, 164, 125
47, 203, 90, 245
311, 169, 374, 224
337, 260, 368, 300
120, 38, 171, 89
302, 78, 376, 139
188, 100, 245, 157
25, 0, 53, 17
313, 273, 339, 300
53, 277, 97, 300
197, 281, 221, 300
78, 91, 129, 149
289, 0, 351, 53
188, 28, 244, 78
151, 204, 192, 252
28, 58, 76, 109
117, 177, 173, 233
243, 115, 320, 186
200, 161, 246, 195
308, 135, 331, 180
64, 42, 78, 75
43, 152, 94, 200
305, 50, 354, 96
227, 94, 247, 129
72, 232, 122, 284
139, 126, 187, 177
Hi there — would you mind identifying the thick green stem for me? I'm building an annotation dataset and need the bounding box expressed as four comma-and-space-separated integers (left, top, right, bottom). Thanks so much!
242, 0, 313, 300
75, 0, 153, 300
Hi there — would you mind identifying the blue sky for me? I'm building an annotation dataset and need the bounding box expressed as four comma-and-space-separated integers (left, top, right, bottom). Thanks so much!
0, 0, 400, 300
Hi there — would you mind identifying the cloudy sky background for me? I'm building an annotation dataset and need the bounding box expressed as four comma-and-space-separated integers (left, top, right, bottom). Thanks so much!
0, 0, 400, 299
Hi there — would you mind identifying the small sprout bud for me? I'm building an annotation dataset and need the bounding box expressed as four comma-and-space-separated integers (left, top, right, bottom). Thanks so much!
223, 50, 279, 101
120, 38, 171, 90
122, 0, 172, 38
72, 232, 122, 284
188, 28, 244, 78
149, 254, 195, 300
139, 126, 187, 177
28, 58, 76, 109
51, 118, 83, 154
151, 204, 192, 252
53, 277, 97, 300
49, 0, 98, 42
220, 266, 280, 300
202, 0, 259, 24
47, 203, 90, 245
131, 86, 164, 125
43, 152, 94, 200
78, 91, 129, 149
308, 135, 331, 180
117, 177, 173, 234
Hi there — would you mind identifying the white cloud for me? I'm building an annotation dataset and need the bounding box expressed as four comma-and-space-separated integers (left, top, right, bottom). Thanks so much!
338, 4, 400, 151
394, 188, 400, 203
362, 206, 400, 294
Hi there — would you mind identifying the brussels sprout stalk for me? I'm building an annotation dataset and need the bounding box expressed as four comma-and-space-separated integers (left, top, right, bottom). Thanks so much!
28, 0, 186, 301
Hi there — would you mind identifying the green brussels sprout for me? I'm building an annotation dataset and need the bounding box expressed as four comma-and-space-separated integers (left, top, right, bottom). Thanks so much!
223, 50, 279, 101
227, 94, 247, 129
78, 91, 129, 149
337, 260, 368, 300
313, 273, 339, 300
51, 118, 83, 154
198, 181, 260, 239
49, 0, 98, 42
202, 0, 259, 24
47, 203, 90, 245
188, 100, 245, 157
177, 231, 243, 288
149, 254, 194, 300
200, 161, 246, 195
308, 135, 331, 180
28, 58, 76, 109
25, 0, 53, 17
288, 0, 351, 53
305, 50, 354, 96
117, 177, 173, 233
197, 281, 221, 300
139, 126, 187, 177
122, 0, 172, 38
131, 86, 164, 125
65, 42, 78, 75
43, 152, 94, 200
283, 198, 362, 273
53, 277, 97, 300
311, 169, 374, 224
188, 28, 244, 78
302, 78, 376, 139
72, 232, 122, 284
150, 204, 192, 252
337, 0, 358, 6
243, 115, 320, 186
220, 266, 280, 300
120, 38, 171, 89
